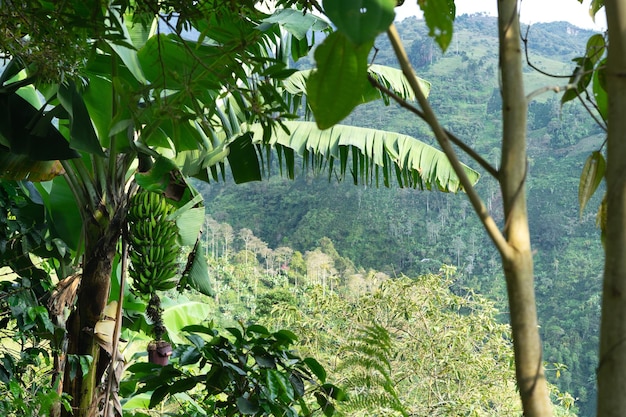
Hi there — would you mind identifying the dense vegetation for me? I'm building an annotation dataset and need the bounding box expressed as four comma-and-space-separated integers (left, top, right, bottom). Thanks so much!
198, 15, 604, 416
0, 0, 616, 415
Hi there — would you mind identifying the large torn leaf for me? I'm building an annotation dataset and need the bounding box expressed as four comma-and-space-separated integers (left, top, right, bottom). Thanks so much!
250, 121, 479, 192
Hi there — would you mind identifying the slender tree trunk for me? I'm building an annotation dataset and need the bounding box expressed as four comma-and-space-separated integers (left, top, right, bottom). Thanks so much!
497, 1, 552, 415
598, 2, 626, 416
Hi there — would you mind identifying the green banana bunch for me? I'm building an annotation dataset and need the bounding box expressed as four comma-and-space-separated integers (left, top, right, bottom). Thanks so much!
127, 190, 181, 296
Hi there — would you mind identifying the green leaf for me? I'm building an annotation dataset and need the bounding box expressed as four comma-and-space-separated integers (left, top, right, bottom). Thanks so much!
273, 329, 298, 345
0, 92, 79, 161
578, 151, 606, 218
158, 117, 206, 152
135, 156, 178, 192
149, 384, 170, 408
321, 383, 347, 400
175, 206, 205, 246
138, 34, 225, 91
260, 8, 330, 40
106, 8, 147, 84
590, 0, 604, 19
593, 59, 607, 121
585, 34, 605, 65
57, 81, 105, 156
0, 356, 14, 383
180, 324, 217, 336
178, 344, 202, 366
182, 243, 214, 296
162, 302, 213, 344
247, 324, 271, 336
323, 0, 396, 46
82, 75, 113, 146
315, 392, 337, 417
167, 377, 199, 395
226, 327, 244, 342
304, 357, 327, 383
227, 132, 262, 184
307, 32, 373, 129
285, 64, 430, 103
46, 176, 82, 250
419, 0, 456, 52
563, 57, 594, 105
236, 396, 260, 415
267, 369, 295, 402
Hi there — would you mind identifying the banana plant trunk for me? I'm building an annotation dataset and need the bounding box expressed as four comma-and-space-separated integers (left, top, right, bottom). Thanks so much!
497, 1, 552, 415
57, 151, 134, 417
60, 191, 126, 417
597, 2, 626, 416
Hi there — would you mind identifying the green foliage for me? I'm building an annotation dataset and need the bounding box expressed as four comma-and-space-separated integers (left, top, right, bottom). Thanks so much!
418, 0, 456, 51
307, 32, 373, 129
124, 322, 344, 416
0, 272, 71, 416
263, 275, 526, 416
0, 182, 69, 278
0, 372, 70, 417
256, 288, 296, 317
336, 325, 408, 416
323, 0, 396, 46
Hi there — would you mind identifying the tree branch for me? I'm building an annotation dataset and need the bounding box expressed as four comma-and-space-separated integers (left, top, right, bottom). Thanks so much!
385, 24, 512, 259
367, 74, 500, 179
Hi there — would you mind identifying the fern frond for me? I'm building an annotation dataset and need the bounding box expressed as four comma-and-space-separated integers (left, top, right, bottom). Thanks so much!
337, 324, 409, 417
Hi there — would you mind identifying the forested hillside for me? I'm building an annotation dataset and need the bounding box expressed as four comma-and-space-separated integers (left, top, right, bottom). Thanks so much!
198, 15, 604, 416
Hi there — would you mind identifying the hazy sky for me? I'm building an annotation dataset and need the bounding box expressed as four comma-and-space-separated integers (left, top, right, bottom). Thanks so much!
395, 0, 606, 30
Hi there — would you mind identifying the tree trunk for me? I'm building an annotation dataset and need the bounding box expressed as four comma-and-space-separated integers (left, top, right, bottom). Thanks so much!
63, 204, 123, 417
597, 2, 626, 416
497, 1, 552, 415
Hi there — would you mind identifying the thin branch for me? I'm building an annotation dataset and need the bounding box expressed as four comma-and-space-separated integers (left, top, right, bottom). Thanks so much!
579, 90, 609, 132
522, 23, 609, 132
525, 83, 575, 101
521, 25, 572, 79
386, 24, 513, 259
367, 74, 500, 179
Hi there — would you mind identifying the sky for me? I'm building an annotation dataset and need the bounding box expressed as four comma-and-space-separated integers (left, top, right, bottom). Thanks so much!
395, 0, 607, 30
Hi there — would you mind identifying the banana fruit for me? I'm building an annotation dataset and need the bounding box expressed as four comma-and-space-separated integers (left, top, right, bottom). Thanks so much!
127, 190, 181, 296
